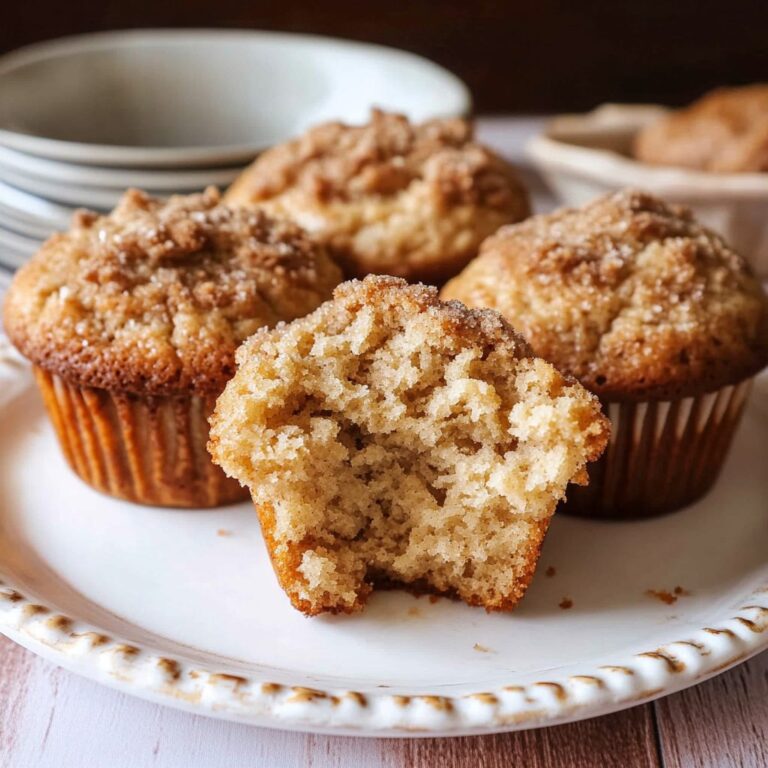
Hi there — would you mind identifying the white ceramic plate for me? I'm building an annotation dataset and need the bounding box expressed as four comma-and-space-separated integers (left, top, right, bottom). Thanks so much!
0, 30, 470, 168
526, 104, 768, 277
0, 345, 766, 736
0, 144, 242, 191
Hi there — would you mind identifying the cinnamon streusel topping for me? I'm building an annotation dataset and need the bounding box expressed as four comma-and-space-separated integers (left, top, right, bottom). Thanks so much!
225, 110, 530, 282
3, 188, 342, 395
442, 190, 768, 400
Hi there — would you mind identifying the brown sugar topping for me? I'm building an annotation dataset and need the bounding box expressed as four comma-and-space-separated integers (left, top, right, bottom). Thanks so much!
224, 111, 531, 283
229, 109, 521, 209
442, 190, 768, 400
3, 188, 342, 395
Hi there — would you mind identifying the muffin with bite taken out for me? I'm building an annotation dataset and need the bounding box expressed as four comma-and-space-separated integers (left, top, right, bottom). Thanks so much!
209, 275, 608, 614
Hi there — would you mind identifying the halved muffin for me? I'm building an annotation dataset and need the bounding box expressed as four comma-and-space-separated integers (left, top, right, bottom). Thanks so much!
3, 188, 342, 507
209, 276, 608, 614
225, 110, 530, 284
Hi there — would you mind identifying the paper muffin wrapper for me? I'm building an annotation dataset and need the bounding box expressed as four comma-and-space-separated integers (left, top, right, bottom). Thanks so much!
33, 367, 247, 508
562, 379, 754, 519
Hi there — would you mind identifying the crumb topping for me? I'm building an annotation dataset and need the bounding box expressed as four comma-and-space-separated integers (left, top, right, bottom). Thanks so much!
229, 110, 520, 208
3, 188, 342, 394
442, 190, 768, 399
225, 110, 530, 282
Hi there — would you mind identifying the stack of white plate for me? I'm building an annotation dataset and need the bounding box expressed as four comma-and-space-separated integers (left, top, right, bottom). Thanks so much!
0, 30, 470, 271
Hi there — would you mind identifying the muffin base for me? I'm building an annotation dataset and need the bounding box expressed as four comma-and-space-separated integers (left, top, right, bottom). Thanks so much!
34, 367, 247, 508
562, 380, 753, 519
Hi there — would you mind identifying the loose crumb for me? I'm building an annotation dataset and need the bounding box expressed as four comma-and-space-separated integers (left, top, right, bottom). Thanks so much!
673, 586, 690, 596
473, 643, 493, 653
407, 606, 422, 618
217, 529, 233, 537
545, 566, 557, 578
559, 597, 573, 610
646, 589, 677, 605
428, 595, 440, 605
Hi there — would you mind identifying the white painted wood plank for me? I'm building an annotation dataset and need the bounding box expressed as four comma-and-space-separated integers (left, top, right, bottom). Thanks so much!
656, 649, 768, 768
3, 647, 391, 768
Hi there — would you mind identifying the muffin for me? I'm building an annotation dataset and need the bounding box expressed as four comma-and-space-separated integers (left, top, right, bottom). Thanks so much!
3, 188, 342, 507
634, 84, 768, 173
443, 190, 768, 518
209, 276, 608, 615
225, 110, 530, 284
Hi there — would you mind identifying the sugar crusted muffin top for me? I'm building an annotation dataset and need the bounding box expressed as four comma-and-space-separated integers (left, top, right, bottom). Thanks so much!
442, 190, 768, 400
634, 84, 768, 173
3, 188, 342, 395
225, 110, 530, 282
210, 276, 609, 614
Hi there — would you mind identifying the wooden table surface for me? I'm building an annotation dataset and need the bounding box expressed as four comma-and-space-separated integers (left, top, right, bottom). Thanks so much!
0, 118, 767, 767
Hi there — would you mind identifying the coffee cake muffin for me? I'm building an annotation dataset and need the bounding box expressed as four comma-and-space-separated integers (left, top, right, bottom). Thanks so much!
634, 84, 768, 173
225, 110, 530, 284
209, 276, 608, 614
443, 190, 768, 518
3, 188, 342, 507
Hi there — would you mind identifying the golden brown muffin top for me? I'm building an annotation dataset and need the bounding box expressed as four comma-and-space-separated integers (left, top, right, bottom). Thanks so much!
442, 190, 768, 400
634, 84, 768, 173
228, 109, 523, 208
3, 188, 342, 395
224, 110, 530, 283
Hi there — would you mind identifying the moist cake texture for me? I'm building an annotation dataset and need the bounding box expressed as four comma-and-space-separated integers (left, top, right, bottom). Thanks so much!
3, 187, 343, 395
442, 190, 768, 400
225, 110, 530, 283
209, 276, 608, 614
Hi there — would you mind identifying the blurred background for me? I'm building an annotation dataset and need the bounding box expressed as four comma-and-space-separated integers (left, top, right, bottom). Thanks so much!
4, 0, 768, 112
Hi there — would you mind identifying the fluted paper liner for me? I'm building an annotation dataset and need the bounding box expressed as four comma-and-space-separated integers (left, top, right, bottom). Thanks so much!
34, 367, 247, 508
563, 379, 753, 519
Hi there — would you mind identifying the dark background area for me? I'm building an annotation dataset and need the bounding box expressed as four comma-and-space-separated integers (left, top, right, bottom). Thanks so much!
4, 1, 768, 113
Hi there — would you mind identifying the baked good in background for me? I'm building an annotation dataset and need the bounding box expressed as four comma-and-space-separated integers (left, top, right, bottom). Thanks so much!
209, 275, 608, 615
3, 187, 342, 507
634, 84, 768, 172
225, 110, 530, 285
442, 190, 768, 518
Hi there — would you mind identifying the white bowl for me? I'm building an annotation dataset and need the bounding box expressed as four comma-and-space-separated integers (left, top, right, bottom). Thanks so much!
0, 144, 242, 190
0, 225, 41, 269
526, 104, 768, 277
0, 168, 121, 210
0, 181, 73, 229
0, 206, 53, 240
0, 30, 471, 168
